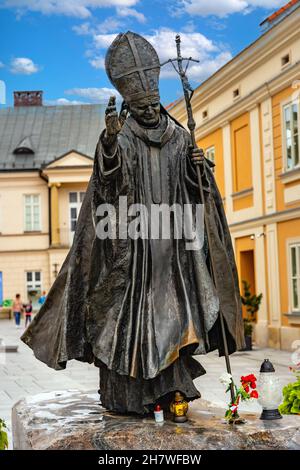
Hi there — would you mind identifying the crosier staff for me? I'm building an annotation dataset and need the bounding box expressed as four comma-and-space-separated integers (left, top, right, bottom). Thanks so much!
161, 34, 235, 404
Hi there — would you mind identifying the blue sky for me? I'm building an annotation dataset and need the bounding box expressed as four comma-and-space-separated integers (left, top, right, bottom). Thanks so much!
0, 0, 286, 107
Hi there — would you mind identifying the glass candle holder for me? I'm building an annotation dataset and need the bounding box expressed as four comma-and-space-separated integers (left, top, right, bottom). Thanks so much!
257, 359, 282, 420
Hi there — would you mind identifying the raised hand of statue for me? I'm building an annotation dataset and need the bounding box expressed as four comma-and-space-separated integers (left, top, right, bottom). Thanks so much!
102, 96, 127, 152
105, 96, 122, 137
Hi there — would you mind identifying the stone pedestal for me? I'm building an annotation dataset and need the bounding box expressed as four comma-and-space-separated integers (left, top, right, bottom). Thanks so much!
12, 390, 300, 450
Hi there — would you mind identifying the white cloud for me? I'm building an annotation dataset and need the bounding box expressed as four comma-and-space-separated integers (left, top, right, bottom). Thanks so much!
0, 62, 4, 68
116, 6, 146, 23
92, 28, 231, 82
89, 55, 105, 69
73, 16, 123, 36
160, 50, 232, 83
181, 20, 197, 33
179, 0, 284, 18
207, 18, 228, 30
1, 0, 140, 19
146, 29, 218, 64
96, 16, 123, 32
93, 32, 119, 50
46, 98, 87, 105
10, 57, 39, 74
94, 29, 218, 62
184, 51, 232, 81
72, 21, 92, 35
247, 0, 283, 7
65, 87, 122, 102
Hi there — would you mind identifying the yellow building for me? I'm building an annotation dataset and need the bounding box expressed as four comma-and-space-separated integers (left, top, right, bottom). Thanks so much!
170, 2, 300, 350
0, 91, 105, 309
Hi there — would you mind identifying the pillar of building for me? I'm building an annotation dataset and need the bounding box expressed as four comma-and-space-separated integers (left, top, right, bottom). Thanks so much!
49, 183, 61, 246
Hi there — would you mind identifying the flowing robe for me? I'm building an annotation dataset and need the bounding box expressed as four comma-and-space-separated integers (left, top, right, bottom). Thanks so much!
21, 111, 245, 414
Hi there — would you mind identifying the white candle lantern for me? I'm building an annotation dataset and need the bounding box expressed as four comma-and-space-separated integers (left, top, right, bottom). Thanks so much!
257, 359, 282, 420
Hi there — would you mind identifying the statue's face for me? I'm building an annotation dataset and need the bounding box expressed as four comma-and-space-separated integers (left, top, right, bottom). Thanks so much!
129, 96, 160, 127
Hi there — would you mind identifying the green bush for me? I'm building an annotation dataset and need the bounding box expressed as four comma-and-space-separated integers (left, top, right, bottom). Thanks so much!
0, 419, 8, 450
279, 369, 300, 415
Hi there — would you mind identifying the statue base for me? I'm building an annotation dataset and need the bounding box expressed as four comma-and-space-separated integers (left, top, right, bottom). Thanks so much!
12, 390, 300, 450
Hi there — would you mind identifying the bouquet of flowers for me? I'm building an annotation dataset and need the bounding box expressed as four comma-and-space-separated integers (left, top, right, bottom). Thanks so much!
220, 372, 259, 423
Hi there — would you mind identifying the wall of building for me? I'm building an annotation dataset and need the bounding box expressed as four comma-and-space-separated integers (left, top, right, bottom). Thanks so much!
197, 128, 225, 198
0, 157, 92, 306
277, 217, 300, 327
58, 182, 89, 247
0, 172, 49, 251
48, 248, 69, 286
0, 250, 50, 302
173, 16, 300, 135
170, 7, 300, 351
272, 85, 300, 212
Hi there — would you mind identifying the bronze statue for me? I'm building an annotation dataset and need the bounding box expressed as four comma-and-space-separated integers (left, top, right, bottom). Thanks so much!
21, 32, 244, 415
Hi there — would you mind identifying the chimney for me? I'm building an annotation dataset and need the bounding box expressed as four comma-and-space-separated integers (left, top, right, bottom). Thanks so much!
14, 90, 43, 107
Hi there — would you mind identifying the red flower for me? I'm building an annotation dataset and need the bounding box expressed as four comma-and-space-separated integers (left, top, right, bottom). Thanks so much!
244, 374, 256, 382
250, 390, 258, 399
241, 374, 257, 389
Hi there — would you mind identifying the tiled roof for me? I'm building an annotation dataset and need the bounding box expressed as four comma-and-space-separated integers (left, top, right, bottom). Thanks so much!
260, 0, 300, 27
165, 98, 181, 111
0, 104, 106, 170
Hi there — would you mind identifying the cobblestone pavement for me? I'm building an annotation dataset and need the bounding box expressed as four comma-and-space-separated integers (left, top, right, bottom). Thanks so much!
0, 318, 295, 448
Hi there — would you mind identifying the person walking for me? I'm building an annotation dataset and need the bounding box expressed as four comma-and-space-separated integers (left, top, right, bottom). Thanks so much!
12, 294, 23, 329
24, 300, 33, 328
38, 291, 47, 306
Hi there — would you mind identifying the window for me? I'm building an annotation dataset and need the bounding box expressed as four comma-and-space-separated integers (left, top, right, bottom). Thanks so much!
290, 244, 300, 311
26, 271, 42, 309
283, 102, 299, 170
202, 110, 208, 120
205, 146, 215, 170
24, 194, 40, 231
26, 271, 41, 290
281, 54, 290, 68
69, 191, 85, 237
233, 88, 240, 99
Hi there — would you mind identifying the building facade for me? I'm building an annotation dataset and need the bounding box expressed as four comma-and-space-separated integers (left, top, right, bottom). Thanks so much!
0, 91, 105, 309
170, 2, 300, 350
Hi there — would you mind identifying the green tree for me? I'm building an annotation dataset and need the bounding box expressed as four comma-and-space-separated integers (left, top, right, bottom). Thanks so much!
241, 280, 263, 336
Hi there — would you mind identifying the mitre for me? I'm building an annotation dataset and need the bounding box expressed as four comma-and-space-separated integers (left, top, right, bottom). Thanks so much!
105, 31, 160, 103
